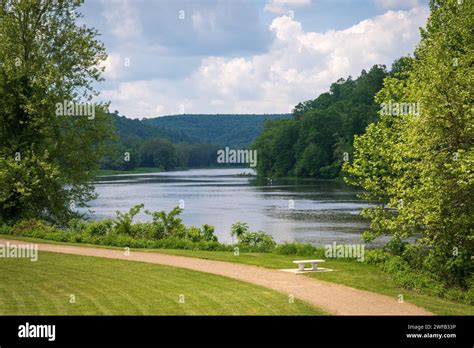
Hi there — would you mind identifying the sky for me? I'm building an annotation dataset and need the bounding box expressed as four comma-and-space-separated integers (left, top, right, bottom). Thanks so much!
80, 0, 430, 119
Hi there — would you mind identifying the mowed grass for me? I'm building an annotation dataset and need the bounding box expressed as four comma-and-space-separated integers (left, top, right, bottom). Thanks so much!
0, 251, 325, 315
1, 235, 471, 315
150, 249, 474, 316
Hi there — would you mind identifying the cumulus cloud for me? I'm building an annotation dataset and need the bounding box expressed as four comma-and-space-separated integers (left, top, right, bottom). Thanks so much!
97, 0, 272, 57
100, 0, 142, 40
101, 5, 429, 118
374, 0, 422, 10
265, 0, 312, 14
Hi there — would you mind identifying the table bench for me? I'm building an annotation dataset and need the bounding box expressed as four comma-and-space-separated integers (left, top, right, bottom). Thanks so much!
293, 259, 325, 271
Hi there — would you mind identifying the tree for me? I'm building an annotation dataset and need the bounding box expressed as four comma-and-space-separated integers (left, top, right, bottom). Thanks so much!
0, 0, 114, 224
344, 0, 473, 286
139, 138, 177, 170
253, 65, 388, 178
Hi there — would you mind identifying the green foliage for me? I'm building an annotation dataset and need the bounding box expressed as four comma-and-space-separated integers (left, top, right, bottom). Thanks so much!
83, 219, 114, 237
145, 206, 184, 239
114, 204, 144, 236
273, 242, 324, 257
142, 114, 291, 148
362, 244, 473, 305
100, 114, 291, 171
344, 0, 473, 287
11, 218, 56, 236
230, 222, 276, 251
182, 225, 219, 243
139, 139, 178, 171
201, 224, 218, 242
364, 249, 390, 265
381, 256, 443, 294
253, 65, 388, 178
237, 231, 276, 251
5, 205, 225, 252
230, 222, 249, 238
0, 0, 114, 224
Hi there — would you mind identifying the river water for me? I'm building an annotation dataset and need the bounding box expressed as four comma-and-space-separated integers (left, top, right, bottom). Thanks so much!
85, 168, 380, 246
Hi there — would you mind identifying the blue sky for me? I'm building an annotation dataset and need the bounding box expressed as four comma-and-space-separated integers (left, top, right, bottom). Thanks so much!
80, 0, 429, 118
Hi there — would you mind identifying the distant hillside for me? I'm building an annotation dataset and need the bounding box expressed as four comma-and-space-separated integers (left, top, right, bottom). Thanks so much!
113, 113, 291, 147
113, 115, 193, 143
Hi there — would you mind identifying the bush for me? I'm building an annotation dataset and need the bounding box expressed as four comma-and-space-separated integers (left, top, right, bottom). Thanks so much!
201, 224, 218, 242
230, 222, 249, 239
184, 226, 204, 242
145, 206, 185, 238
151, 237, 229, 251
0, 224, 10, 234
364, 249, 390, 265
229, 222, 276, 251
273, 242, 323, 256
422, 247, 474, 288
114, 204, 144, 235
237, 231, 276, 251
11, 219, 56, 236
83, 219, 114, 237
130, 222, 155, 240
384, 237, 409, 255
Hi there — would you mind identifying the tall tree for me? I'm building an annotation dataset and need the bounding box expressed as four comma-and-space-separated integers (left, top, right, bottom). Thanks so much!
345, 0, 473, 286
0, 0, 114, 223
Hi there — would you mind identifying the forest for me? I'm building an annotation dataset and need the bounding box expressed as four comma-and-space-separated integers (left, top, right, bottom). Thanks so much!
252, 64, 389, 178
100, 113, 289, 171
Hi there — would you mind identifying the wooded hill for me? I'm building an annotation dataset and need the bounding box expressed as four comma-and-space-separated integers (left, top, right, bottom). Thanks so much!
113, 113, 291, 147
102, 113, 290, 171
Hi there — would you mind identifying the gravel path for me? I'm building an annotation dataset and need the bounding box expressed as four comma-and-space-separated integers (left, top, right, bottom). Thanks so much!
1, 238, 432, 315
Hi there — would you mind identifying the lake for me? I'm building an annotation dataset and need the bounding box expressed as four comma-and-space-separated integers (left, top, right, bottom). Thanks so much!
85, 168, 384, 246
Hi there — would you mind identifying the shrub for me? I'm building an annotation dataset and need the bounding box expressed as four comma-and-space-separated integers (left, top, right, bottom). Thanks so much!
83, 219, 114, 237
230, 222, 249, 239
0, 224, 10, 234
130, 222, 155, 239
384, 237, 409, 255
114, 204, 144, 235
229, 222, 276, 251
273, 242, 323, 256
11, 219, 56, 236
422, 247, 474, 288
201, 224, 218, 242
237, 231, 276, 251
364, 249, 390, 265
184, 226, 204, 242
67, 218, 87, 233
182, 224, 218, 243
146, 206, 185, 238
151, 236, 229, 251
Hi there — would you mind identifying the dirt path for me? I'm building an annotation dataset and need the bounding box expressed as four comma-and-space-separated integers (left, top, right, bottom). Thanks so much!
1, 238, 432, 315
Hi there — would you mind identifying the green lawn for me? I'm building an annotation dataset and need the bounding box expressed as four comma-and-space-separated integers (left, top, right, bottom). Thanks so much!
1, 234, 472, 315
0, 251, 325, 315
150, 249, 474, 316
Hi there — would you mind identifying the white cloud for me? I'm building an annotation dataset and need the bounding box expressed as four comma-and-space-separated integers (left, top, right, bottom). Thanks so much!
102, 53, 123, 80
374, 0, 421, 10
100, 0, 141, 40
265, 0, 312, 14
101, 6, 429, 118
